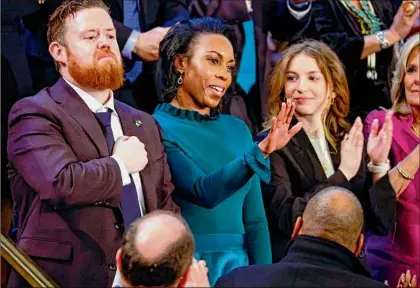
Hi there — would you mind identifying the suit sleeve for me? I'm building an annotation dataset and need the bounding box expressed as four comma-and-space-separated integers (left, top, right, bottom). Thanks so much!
7, 98, 123, 209
264, 151, 351, 237
163, 140, 270, 209
243, 178, 272, 265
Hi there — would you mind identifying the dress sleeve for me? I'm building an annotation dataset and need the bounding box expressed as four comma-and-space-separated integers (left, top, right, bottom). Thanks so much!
163, 140, 270, 209
243, 177, 272, 265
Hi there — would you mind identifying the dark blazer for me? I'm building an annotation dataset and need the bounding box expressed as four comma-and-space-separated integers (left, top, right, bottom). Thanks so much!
215, 235, 388, 288
6, 78, 179, 287
259, 125, 396, 262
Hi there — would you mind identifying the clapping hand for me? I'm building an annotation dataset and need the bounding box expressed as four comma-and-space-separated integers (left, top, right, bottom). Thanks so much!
258, 100, 303, 157
338, 117, 365, 180
385, 269, 418, 287
367, 110, 393, 166
179, 258, 210, 288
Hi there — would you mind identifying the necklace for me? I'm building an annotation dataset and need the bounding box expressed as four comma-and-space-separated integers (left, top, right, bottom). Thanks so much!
412, 123, 420, 137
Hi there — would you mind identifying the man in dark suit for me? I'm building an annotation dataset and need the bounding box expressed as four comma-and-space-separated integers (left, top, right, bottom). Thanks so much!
7, 1, 178, 287
114, 210, 210, 287
215, 187, 388, 288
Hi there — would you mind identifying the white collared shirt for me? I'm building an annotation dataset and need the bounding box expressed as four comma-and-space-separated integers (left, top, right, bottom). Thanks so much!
63, 78, 146, 217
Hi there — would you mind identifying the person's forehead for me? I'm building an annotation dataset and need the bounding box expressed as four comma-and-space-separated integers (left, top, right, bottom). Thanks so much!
194, 34, 233, 53
65, 8, 114, 33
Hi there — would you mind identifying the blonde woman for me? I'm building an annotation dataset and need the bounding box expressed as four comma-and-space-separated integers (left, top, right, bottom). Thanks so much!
259, 39, 406, 263
364, 33, 420, 287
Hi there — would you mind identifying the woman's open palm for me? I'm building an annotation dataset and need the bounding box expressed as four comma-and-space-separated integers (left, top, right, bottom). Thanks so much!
259, 101, 303, 156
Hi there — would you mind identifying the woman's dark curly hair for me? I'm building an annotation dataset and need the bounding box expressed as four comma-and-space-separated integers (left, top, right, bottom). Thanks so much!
155, 17, 237, 103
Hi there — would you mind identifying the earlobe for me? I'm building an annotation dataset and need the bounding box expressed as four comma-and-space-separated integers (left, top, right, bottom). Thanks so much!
291, 217, 303, 239
354, 233, 364, 256
174, 54, 186, 74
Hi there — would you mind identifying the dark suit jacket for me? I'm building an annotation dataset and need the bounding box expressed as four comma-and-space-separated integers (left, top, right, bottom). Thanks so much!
258, 124, 396, 262
6, 78, 179, 287
215, 236, 387, 288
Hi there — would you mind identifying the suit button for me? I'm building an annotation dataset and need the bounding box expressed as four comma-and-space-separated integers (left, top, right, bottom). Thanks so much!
108, 264, 117, 271
114, 223, 122, 229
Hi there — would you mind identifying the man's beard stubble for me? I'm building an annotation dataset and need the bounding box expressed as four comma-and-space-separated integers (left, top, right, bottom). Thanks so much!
67, 48, 125, 91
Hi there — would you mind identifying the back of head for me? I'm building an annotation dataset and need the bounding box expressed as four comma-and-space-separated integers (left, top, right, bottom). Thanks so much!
300, 187, 364, 251
119, 211, 195, 287
156, 17, 237, 102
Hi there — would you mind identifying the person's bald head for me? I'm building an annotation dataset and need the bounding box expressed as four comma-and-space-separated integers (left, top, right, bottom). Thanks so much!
117, 211, 195, 287
293, 187, 364, 253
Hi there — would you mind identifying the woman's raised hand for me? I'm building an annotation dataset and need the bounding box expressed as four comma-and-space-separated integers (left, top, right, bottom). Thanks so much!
367, 110, 393, 166
338, 117, 365, 180
258, 100, 302, 157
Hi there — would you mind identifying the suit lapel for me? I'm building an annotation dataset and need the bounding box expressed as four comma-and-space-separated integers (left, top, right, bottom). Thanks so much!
49, 78, 109, 157
116, 0, 123, 13
286, 127, 327, 185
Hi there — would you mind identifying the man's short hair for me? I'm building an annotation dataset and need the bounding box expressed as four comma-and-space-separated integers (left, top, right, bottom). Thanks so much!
47, 0, 110, 46
302, 186, 364, 249
120, 211, 195, 287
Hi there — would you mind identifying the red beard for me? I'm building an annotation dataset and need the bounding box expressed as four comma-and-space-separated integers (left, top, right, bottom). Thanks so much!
67, 48, 125, 91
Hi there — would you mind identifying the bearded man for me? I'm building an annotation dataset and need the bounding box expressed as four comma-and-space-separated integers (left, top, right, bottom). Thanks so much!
6, 1, 179, 287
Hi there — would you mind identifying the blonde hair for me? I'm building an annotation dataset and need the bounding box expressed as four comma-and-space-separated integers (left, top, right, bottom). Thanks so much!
391, 34, 420, 115
266, 40, 351, 152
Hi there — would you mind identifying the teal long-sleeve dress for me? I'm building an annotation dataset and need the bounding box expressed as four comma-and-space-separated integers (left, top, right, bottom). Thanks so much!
153, 103, 272, 285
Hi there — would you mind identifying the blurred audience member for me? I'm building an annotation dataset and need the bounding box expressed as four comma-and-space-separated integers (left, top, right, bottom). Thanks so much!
295, 0, 418, 120
260, 40, 398, 262
216, 187, 389, 287
154, 18, 302, 285
365, 33, 420, 287
115, 210, 209, 287
7, 1, 178, 287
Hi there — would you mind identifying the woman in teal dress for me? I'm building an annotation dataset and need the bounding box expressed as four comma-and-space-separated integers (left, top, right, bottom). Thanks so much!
153, 18, 302, 285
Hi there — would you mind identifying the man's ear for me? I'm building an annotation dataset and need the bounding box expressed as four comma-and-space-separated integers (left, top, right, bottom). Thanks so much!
354, 233, 364, 256
173, 54, 187, 74
291, 216, 303, 239
116, 248, 123, 272
49, 41, 67, 67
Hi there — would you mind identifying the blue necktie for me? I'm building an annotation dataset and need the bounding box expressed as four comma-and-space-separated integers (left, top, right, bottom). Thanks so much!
237, 20, 256, 94
95, 109, 142, 228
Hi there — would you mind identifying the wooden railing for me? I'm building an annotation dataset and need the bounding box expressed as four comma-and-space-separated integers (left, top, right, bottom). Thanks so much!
1, 232, 59, 287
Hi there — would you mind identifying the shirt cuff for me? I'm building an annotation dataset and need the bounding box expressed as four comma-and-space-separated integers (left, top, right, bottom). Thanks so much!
121, 30, 141, 60
111, 155, 131, 186
245, 0, 253, 13
287, 0, 312, 20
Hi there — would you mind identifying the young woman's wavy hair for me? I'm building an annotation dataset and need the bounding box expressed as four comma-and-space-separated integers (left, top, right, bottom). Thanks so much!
391, 33, 420, 116
155, 17, 237, 103
266, 39, 351, 152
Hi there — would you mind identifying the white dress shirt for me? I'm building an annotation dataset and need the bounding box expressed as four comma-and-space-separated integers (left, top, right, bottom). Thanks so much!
63, 78, 146, 216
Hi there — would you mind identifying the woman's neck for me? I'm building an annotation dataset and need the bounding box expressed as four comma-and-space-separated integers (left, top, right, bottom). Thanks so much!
170, 95, 210, 115
295, 114, 325, 138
